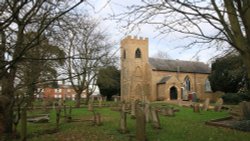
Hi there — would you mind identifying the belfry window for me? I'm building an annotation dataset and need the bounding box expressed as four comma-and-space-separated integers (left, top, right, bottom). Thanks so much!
135, 48, 141, 58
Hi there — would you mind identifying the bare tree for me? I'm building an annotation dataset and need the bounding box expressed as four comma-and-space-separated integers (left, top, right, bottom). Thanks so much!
113, 0, 250, 91
57, 14, 115, 107
0, 0, 84, 137
152, 50, 172, 59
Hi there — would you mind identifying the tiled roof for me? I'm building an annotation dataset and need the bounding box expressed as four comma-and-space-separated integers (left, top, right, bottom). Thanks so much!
149, 58, 210, 74
158, 76, 172, 84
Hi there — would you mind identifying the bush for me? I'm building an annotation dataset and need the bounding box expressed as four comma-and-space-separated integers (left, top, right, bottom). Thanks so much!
233, 120, 250, 131
222, 92, 250, 104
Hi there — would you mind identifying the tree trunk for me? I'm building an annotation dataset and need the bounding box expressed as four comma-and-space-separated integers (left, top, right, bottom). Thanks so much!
242, 53, 250, 91
85, 93, 90, 105
2, 73, 15, 138
75, 92, 81, 108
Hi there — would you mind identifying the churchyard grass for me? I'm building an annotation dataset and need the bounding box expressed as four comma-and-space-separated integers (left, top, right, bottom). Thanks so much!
16, 102, 250, 141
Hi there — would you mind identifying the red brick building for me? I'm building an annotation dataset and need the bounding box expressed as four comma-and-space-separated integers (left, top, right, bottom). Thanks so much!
37, 85, 86, 100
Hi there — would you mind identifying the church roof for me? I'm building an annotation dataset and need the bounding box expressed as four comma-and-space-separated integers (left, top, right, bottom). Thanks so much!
158, 76, 172, 84
149, 58, 210, 74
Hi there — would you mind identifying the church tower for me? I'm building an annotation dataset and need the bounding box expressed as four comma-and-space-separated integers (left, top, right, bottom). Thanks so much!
120, 36, 150, 101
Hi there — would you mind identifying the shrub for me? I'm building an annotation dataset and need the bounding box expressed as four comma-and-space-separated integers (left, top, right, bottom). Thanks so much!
222, 92, 250, 104
233, 120, 250, 131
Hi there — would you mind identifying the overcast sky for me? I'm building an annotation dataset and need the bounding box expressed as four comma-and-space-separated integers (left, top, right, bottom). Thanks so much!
79, 0, 224, 64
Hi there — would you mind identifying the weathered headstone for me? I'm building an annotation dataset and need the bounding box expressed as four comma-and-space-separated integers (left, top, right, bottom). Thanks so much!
56, 106, 61, 129
203, 98, 210, 111
240, 101, 250, 120
88, 102, 93, 111
192, 93, 197, 102
214, 98, 223, 112
114, 97, 118, 102
96, 112, 102, 126
144, 101, 152, 122
136, 106, 146, 141
98, 97, 103, 108
104, 96, 107, 102
20, 108, 27, 141
121, 101, 126, 112
66, 106, 72, 122
161, 107, 175, 116
131, 100, 136, 119
118, 110, 128, 133
151, 107, 161, 129
193, 103, 200, 113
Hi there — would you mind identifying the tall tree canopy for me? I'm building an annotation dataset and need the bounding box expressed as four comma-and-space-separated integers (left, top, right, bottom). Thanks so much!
209, 55, 247, 93
114, 0, 250, 91
57, 14, 115, 107
97, 66, 120, 100
0, 0, 84, 137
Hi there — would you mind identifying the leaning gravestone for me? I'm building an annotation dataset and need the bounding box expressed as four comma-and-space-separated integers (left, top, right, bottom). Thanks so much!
151, 107, 161, 129
136, 106, 146, 141
203, 98, 210, 111
144, 101, 152, 122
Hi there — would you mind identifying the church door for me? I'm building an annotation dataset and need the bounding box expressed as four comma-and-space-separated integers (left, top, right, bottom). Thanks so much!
170, 86, 178, 100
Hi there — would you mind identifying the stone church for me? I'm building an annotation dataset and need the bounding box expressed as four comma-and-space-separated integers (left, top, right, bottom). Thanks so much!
120, 36, 221, 102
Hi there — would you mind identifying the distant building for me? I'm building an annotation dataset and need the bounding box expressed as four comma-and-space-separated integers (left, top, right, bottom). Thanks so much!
37, 85, 86, 100
120, 36, 222, 102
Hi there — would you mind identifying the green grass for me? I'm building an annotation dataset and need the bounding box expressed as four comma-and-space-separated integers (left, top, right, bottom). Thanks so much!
16, 102, 250, 141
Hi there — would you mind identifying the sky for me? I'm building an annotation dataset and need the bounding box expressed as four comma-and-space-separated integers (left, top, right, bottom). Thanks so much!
79, 0, 224, 64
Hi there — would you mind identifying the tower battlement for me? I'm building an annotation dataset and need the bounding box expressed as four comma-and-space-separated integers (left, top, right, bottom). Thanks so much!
121, 35, 148, 47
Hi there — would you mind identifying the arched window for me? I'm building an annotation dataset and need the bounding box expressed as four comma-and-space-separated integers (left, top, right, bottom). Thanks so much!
205, 79, 212, 92
184, 76, 191, 91
123, 50, 126, 59
135, 48, 141, 58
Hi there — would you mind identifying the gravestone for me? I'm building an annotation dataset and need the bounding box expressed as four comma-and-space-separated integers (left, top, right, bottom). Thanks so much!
151, 107, 161, 129
192, 93, 197, 102
144, 101, 152, 122
161, 107, 175, 116
66, 106, 72, 122
214, 98, 223, 112
131, 100, 136, 119
203, 98, 210, 111
88, 102, 93, 111
118, 110, 128, 133
240, 101, 250, 120
193, 103, 200, 113
121, 101, 126, 112
96, 112, 102, 126
56, 106, 61, 129
230, 101, 250, 120
136, 106, 146, 141
98, 97, 103, 108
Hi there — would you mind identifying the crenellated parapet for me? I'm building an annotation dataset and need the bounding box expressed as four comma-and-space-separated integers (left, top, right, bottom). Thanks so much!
121, 35, 148, 47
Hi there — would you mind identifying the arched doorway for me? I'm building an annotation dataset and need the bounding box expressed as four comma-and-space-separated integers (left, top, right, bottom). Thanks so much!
170, 86, 178, 100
